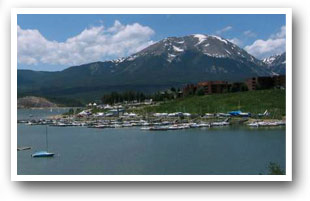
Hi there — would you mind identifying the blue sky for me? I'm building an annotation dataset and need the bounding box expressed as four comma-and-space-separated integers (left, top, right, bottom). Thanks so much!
17, 14, 286, 71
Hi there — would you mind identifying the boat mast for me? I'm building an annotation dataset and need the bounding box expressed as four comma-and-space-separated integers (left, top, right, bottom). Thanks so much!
46, 125, 48, 151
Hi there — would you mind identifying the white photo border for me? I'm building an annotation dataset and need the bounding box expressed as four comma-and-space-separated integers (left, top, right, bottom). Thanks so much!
11, 7, 292, 181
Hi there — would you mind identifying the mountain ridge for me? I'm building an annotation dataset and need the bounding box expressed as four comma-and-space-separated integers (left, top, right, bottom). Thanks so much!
18, 34, 276, 103
262, 52, 286, 75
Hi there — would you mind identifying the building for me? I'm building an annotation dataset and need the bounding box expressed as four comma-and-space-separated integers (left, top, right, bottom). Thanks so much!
273, 75, 286, 88
182, 75, 286, 97
246, 75, 286, 91
182, 84, 197, 96
197, 81, 230, 94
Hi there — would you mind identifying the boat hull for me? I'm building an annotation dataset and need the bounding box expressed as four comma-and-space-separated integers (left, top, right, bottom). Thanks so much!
31, 151, 55, 158
17, 147, 31, 151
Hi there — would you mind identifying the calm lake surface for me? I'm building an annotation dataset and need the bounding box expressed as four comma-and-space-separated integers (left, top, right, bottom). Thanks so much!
17, 109, 286, 175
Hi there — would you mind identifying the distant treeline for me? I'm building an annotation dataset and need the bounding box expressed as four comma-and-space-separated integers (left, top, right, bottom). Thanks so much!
101, 83, 250, 105
101, 88, 182, 104
101, 91, 149, 104
18, 83, 249, 107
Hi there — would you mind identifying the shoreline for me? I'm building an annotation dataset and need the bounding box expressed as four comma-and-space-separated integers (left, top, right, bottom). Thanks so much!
17, 106, 76, 109
18, 113, 286, 130
18, 105, 286, 129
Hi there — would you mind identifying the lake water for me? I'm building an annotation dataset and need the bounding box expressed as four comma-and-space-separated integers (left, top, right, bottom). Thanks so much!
17, 109, 286, 175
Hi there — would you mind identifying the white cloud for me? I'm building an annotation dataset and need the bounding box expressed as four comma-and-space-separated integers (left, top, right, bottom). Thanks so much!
243, 30, 257, 38
215, 26, 232, 35
227, 37, 243, 47
17, 20, 155, 66
270, 25, 286, 39
244, 26, 286, 59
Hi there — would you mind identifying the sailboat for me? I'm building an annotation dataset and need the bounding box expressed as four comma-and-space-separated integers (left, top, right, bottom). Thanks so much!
31, 126, 55, 158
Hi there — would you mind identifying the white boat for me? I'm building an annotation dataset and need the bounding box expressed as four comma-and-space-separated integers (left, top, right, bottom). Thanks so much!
211, 121, 230, 127
258, 110, 270, 117
198, 123, 211, 128
189, 123, 200, 128
247, 121, 286, 127
276, 121, 286, 126
167, 125, 179, 130
149, 126, 169, 131
122, 123, 133, 127
31, 126, 55, 158
92, 125, 107, 128
31, 151, 54, 158
247, 122, 259, 127
113, 124, 123, 128
140, 127, 151, 130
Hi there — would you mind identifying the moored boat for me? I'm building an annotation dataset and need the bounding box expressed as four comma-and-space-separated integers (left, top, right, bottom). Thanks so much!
31, 126, 55, 158
211, 121, 230, 127
17, 146, 31, 151
31, 151, 54, 157
247, 120, 286, 127
149, 126, 169, 131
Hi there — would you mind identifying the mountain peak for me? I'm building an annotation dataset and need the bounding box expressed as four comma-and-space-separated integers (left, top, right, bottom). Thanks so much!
129, 33, 261, 65
262, 52, 286, 75
263, 52, 286, 66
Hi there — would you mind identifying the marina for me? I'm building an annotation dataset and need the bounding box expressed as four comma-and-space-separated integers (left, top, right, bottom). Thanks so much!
17, 108, 286, 175
18, 117, 285, 130
17, 107, 285, 130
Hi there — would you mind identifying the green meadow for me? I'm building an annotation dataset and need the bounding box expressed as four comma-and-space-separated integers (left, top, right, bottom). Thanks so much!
137, 89, 286, 119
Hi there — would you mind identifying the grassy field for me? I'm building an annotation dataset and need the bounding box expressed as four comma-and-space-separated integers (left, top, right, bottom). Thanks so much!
135, 89, 286, 119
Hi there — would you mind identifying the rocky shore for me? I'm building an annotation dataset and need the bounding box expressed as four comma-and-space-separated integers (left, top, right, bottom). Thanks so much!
17, 96, 57, 108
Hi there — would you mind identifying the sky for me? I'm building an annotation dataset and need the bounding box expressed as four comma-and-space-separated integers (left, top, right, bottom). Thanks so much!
17, 14, 286, 71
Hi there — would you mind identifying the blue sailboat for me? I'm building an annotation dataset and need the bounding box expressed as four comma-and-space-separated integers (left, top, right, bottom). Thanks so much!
31, 126, 55, 158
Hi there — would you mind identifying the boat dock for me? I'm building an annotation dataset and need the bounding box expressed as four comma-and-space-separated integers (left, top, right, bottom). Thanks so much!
17, 111, 285, 131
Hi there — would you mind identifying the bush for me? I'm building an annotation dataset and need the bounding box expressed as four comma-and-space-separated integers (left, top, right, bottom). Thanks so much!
268, 162, 285, 175
196, 87, 205, 96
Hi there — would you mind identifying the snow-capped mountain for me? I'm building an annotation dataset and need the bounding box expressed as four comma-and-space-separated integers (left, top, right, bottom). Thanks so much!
263, 52, 286, 75
263, 55, 278, 66
122, 34, 264, 66
18, 34, 273, 100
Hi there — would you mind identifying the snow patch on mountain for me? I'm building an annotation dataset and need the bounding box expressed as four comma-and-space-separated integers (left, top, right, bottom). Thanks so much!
173, 45, 184, 52
203, 52, 226, 58
167, 53, 177, 62
263, 53, 285, 66
261, 52, 286, 75
211, 35, 228, 44
112, 57, 125, 63
193, 34, 207, 45
127, 54, 139, 61
124, 33, 265, 67
263, 57, 276, 65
